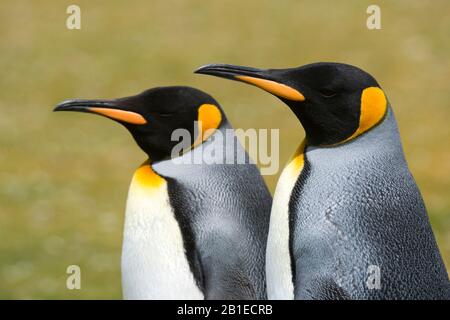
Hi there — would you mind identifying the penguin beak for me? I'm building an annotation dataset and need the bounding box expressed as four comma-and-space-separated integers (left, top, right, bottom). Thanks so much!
195, 63, 305, 102
53, 99, 147, 125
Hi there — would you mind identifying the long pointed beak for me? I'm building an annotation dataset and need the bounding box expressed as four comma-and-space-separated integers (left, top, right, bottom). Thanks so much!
53, 99, 147, 125
195, 63, 305, 101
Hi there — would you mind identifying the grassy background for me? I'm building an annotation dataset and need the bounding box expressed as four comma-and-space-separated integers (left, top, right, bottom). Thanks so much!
0, 0, 449, 299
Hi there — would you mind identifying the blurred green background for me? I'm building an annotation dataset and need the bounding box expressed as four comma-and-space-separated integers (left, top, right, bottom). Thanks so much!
0, 0, 449, 299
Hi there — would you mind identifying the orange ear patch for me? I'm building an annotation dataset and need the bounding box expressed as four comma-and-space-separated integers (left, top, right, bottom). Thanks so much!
236, 75, 305, 101
344, 87, 387, 142
357, 87, 387, 135
88, 107, 147, 125
192, 104, 222, 147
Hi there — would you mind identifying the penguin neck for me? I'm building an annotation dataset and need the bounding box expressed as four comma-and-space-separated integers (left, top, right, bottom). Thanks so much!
189, 119, 231, 157
305, 106, 403, 160
151, 120, 234, 178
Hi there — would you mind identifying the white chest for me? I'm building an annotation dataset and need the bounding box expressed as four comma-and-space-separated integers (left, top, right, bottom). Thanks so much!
266, 144, 305, 300
121, 164, 203, 300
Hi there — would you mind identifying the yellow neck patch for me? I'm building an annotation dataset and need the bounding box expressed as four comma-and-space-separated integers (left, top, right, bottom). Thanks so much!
342, 86, 387, 143
286, 139, 306, 175
236, 75, 305, 101
132, 160, 165, 189
192, 104, 222, 148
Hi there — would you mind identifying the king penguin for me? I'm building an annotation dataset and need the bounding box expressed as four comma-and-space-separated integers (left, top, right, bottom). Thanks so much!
195, 62, 450, 300
54, 86, 272, 300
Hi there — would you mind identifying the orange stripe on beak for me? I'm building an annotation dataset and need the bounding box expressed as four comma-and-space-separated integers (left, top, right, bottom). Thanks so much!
88, 107, 147, 125
236, 76, 305, 101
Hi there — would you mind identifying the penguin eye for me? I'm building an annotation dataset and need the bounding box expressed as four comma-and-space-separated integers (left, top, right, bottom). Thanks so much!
319, 88, 338, 98
155, 112, 174, 118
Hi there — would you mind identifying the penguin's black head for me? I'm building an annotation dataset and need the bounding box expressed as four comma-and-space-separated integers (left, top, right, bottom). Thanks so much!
195, 62, 387, 146
54, 86, 224, 161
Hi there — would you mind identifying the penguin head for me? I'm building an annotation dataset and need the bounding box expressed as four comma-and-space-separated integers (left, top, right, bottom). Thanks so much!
54, 86, 224, 161
195, 62, 387, 146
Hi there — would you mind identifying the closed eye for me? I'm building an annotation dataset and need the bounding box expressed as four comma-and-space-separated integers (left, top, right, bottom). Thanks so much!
319, 88, 338, 98
155, 112, 174, 118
